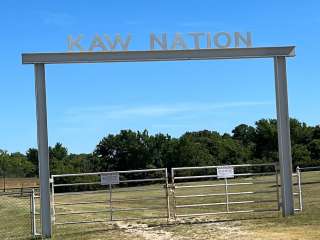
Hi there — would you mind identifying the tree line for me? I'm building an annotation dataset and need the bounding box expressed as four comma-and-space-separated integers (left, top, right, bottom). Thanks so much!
1, 118, 320, 178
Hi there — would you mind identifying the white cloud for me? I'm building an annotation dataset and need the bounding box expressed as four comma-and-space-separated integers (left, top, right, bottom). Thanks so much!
63, 101, 272, 123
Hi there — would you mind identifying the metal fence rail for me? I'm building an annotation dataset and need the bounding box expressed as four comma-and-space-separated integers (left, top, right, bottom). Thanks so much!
171, 163, 282, 218
297, 166, 320, 171
51, 168, 170, 225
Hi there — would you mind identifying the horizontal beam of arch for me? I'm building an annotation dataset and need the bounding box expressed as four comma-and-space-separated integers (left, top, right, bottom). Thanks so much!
22, 46, 295, 64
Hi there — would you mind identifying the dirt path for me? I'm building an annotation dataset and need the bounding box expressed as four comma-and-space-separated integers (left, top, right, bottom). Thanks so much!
114, 218, 253, 240
166, 218, 253, 240
116, 221, 180, 240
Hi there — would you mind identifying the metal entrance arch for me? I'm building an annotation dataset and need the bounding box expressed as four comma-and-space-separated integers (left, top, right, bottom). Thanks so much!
22, 46, 296, 237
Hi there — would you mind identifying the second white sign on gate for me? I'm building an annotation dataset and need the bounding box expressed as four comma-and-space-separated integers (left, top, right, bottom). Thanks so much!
101, 172, 120, 185
217, 166, 234, 179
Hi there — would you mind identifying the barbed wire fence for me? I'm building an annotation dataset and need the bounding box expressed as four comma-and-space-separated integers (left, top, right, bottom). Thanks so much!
0, 169, 39, 194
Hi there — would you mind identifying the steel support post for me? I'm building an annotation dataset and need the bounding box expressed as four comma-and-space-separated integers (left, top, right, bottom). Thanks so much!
274, 56, 294, 217
34, 63, 52, 237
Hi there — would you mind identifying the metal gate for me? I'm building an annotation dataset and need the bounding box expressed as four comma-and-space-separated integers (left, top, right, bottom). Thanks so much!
0, 190, 39, 239
294, 166, 320, 211
50, 164, 303, 226
51, 168, 170, 225
171, 163, 282, 218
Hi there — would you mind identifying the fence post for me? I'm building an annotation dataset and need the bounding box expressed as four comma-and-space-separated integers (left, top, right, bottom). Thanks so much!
296, 166, 303, 211
21, 183, 24, 196
31, 189, 37, 238
165, 168, 171, 222
51, 177, 55, 224
224, 178, 229, 212
3, 173, 5, 192
164, 168, 170, 223
171, 168, 177, 220
109, 184, 113, 221
275, 164, 281, 211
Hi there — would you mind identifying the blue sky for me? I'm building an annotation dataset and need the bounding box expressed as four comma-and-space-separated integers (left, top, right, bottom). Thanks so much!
0, 0, 319, 153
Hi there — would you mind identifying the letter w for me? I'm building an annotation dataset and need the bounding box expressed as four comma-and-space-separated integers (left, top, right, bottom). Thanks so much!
104, 34, 131, 51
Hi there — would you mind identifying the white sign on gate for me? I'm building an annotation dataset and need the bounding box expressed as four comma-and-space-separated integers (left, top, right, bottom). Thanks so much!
217, 166, 234, 179
101, 172, 120, 185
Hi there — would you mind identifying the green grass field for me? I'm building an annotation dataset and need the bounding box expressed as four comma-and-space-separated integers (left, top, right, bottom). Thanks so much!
0, 171, 319, 240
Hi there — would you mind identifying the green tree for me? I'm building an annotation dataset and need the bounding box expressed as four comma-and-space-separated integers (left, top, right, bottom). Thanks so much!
313, 125, 320, 139
217, 138, 252, 165
148, 133, 176, 168
95, 130, 152, 171
292, 144, 312, 166
254, 119, 278, 161
290, 118, 313, 145
308, 139, 320, 161
175, 137, 213, 167
50, 143, 68, 160
232, 124, 255, 145
26, 148, 38, 175
181, 130, 220, 160
8, 154, 34, 177
49, 143, 68, 174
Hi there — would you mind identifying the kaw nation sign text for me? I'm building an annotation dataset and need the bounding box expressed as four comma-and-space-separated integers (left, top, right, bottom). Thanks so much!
67, 32, 252, 52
